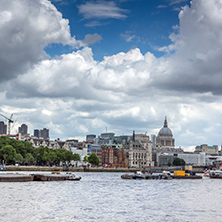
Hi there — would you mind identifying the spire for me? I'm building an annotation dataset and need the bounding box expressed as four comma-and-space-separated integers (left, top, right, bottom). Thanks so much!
164, 116, 168, 128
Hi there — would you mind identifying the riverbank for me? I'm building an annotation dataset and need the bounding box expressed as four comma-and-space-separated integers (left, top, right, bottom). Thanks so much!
5, 165, 133, 172
3, 165, 207, 173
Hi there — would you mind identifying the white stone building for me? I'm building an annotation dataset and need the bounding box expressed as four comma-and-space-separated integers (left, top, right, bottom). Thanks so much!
123, 132, 154, 168
156, 117, 175, 149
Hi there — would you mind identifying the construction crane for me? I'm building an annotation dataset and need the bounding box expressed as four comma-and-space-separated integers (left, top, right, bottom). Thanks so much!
0, 114, 14, 135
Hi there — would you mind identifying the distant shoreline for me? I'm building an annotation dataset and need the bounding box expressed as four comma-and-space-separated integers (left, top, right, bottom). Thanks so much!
4, 165, 134, 172
4, 165, 206, 173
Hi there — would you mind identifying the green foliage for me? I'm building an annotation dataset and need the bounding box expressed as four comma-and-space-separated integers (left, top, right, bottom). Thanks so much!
173, 158, 186, 166
83, 156, 88, 163
88, 153, 99, 166
0, 136, 12, 148
35, 146, 49, 165
0, 145, 17, 164
167, 161, 172, 167
73, 153, 81, 162
46, 151, 57, 166
25, 153, 35, 165
65, 151, 75, 163
0, 137, 81, 166
15, 153, 24, 163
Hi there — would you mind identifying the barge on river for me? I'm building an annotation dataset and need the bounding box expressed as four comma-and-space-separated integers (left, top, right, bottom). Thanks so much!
172, 170, 202, 179
32, 172, 81, 181
0, 173, 34, 182
121, 171, 172, 180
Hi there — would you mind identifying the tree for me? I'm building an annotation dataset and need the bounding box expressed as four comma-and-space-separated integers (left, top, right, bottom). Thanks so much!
0, 136, 12, 149
35, 146, 49, 165
65, 151, 75, 164
173, 158, 185, 166
15, 153, 24, 164
25, 153, 35, 165
88, 153, 99, 166
73, 153, 81, 162
0, 145, 17, 164
83, 156, 88, 163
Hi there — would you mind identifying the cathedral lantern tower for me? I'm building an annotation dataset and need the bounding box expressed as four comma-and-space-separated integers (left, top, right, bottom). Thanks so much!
156, 117, 175, 148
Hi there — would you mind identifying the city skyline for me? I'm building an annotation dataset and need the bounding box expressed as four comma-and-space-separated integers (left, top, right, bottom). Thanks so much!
1, 0, 222, 151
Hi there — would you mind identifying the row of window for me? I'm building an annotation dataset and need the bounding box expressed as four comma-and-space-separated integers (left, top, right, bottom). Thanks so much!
133, 161, 146, 165
133, 153, 147, 159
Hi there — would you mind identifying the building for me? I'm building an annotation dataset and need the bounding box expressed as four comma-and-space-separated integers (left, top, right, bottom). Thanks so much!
101, 145, 114, 166
39, 128, 49, 140
49, 139, 70, 150
156, 117, 175, 149
195, 144, 219, 155
158, 152, 206, 166
26, 137, 50, 148
112, 146, 128, 168
123, 131, 153, 168
18, 124, 28, 136
151, 134, 156, 148
87, 143, 102, 164
86, 134, 96, 142
34, 129, 39, 138
205, 155, 222, 166
113, 135, 131, 145
93, 132, 115, 145
153, 117, 183, 166
0, 121, 7, 135
70, 144, 88, 166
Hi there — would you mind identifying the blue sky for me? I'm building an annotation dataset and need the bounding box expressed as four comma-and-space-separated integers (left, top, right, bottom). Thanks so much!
1, 0, 222, 151
46, 0, 190, 60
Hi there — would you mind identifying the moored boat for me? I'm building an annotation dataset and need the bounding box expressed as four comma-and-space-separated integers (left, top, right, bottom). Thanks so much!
0, 173, 34, 182
209, 170, 222, 179
172, 170, 202, 179
121, 171, 172, 180
65, 172, 81, 181
121, 173, 135, 179
32, 172, 81, 181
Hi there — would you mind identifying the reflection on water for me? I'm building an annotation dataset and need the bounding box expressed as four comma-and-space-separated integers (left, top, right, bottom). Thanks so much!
0, 172, 222, 222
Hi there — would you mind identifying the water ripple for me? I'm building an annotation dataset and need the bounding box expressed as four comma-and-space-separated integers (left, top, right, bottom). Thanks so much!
0, 172, 222, 221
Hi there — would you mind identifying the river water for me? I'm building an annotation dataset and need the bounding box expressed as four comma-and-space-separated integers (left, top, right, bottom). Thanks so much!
0, 172, 222, 222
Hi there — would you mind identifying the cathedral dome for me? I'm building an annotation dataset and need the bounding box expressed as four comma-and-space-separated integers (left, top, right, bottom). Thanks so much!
158, 127, 173, 136
158, 117, 173, 136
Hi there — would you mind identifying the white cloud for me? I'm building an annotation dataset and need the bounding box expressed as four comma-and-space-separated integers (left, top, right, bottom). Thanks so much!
77, 2, 129, 20
0, 0, 82, 83
2, 0, 222, 150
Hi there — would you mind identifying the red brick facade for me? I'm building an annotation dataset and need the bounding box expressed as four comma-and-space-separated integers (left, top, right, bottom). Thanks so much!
101, 145, 128, 168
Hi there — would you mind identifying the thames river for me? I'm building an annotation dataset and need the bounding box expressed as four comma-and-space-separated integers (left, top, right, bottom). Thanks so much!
0, 172, 222, 222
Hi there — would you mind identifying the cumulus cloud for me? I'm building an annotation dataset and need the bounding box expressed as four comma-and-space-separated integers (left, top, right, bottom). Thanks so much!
2, 0, 222, 149
0, 0, 81, 83
156, 0, 222, 95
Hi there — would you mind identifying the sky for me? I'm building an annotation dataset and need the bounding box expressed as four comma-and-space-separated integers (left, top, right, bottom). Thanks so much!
1, 0, 222, 151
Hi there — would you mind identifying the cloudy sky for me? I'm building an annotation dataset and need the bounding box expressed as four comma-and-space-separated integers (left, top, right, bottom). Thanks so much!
1, 0, 222, 151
